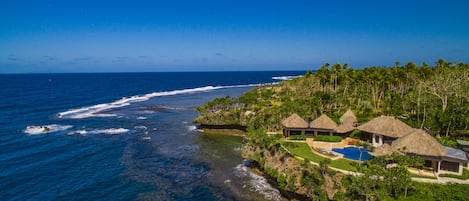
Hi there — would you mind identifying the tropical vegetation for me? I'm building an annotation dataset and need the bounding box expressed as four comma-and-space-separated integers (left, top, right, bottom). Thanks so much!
195, 60, 469, 200
195, 59, 469, 145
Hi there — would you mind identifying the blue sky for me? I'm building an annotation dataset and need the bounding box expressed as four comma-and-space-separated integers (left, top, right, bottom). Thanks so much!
1, 0, 468, 73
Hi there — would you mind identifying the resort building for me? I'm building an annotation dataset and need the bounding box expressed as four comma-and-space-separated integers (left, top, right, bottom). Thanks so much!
282, 113, 468, 175
357, 116, 414, 146
442, 146, 468, 175
282, 110, 358, 137
392, 129, 468, 175
309, 114, 338, 136
392, 129, 446, 173
281, 113, 309, 137
282, 113, 342, 137
334, 109, 357, 135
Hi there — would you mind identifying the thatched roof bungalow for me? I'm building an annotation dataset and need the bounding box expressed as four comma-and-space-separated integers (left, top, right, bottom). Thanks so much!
281, 113, 340, 136
357, 116, 414, 146
370, 144, 396, 157
391, 129, 468, 175
392, 129, 446, 157
282, 113, 309, 128
339, 109, 357, 125
335, 124, 356, 134
335, 110, 357, 134
309, 114, 338, 135
281, 113, 309, 137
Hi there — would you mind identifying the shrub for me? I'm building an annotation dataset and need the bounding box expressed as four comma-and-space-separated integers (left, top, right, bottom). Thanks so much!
314, 135, 342, 142
357, 141, 371, 148
349, 130, 361, 139
288, 134, 307, 141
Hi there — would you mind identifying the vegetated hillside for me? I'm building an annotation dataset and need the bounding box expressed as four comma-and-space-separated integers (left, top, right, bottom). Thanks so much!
194, 60, 469, 142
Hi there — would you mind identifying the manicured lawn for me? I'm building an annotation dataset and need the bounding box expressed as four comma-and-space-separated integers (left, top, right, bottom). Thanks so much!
282, 141, 357, 171
331, 159, 357, 171
283, 141, 324, 161
409, 173, 437, 179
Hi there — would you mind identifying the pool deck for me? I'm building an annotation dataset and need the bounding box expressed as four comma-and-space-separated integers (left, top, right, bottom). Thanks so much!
305, 137, 371, 161
284, 138, 469, 184
305, 137, 347, 160
306, 137, 352, 150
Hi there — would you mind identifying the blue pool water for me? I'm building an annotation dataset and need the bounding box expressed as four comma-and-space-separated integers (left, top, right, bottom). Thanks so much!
332, 147, 373, 161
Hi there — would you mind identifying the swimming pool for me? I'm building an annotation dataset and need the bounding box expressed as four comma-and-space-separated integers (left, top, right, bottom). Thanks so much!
332, 147, 373, 161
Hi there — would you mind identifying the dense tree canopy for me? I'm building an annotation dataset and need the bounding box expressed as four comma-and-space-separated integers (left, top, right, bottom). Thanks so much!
195, 59, 469, 142
195, 59, 469, 200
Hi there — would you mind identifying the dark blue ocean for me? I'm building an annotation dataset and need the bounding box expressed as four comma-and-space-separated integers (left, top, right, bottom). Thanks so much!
0, 72, 303, 201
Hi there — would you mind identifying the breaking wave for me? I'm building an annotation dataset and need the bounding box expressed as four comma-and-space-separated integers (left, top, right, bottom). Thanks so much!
233, 162, 285, 201
186, 125, 197, 132
24, 124, 73, 135
58, 84, 262, 119
272, 75, 303, 81
68, 128, 129, 136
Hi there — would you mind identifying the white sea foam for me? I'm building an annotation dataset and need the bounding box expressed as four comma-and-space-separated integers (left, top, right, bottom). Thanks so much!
67, 130, 88, 136
141, 136, 151, 141
58, 84, 270, 119
134, 125, 148, 130
68, 128, 129, 136
58, 85, 233, 119
272, 75, 303, 81
24, 124, 73, 135
90, 128, 129, 135
136, 116, 148, 120
234, 163, 285, 201
186, 125, 197, 132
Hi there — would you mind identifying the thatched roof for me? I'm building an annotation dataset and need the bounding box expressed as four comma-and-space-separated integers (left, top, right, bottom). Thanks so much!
357, 116, 414, 138
281, 113, 309, 128
392, 129, 446, 157
335, 124, 356, 133
340, 109, 357, 125
370, 144, 396, 156
310, 114, 338, 130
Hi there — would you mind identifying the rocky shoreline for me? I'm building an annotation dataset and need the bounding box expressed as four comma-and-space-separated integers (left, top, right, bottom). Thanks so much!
196, 124, 247, 136
242, 143, 346, 200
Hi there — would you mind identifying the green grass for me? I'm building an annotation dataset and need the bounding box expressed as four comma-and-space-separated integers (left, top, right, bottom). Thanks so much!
409, 173, 437, 179
439, 169, 469, 180
314, 135, 342, 142
283, 141, 324, 162
331, 159, 357, 171
282, 141, 357, 171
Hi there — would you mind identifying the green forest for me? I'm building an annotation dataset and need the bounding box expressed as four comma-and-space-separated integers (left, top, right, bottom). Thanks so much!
195, 60, 469, 200
195, 59, 469, 145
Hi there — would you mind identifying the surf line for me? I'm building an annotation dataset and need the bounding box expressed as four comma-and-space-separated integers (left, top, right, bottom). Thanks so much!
57, 84, 267, 119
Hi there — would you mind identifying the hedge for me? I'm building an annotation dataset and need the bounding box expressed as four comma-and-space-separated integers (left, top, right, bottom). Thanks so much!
313, 135, 342, 142
288, 134, 306, 141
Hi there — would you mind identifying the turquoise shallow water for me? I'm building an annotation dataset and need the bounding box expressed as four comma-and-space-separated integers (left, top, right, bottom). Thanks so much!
0, 72, 302, 200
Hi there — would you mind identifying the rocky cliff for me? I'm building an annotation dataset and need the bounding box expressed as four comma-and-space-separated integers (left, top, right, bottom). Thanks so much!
242, 143, 346, 200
